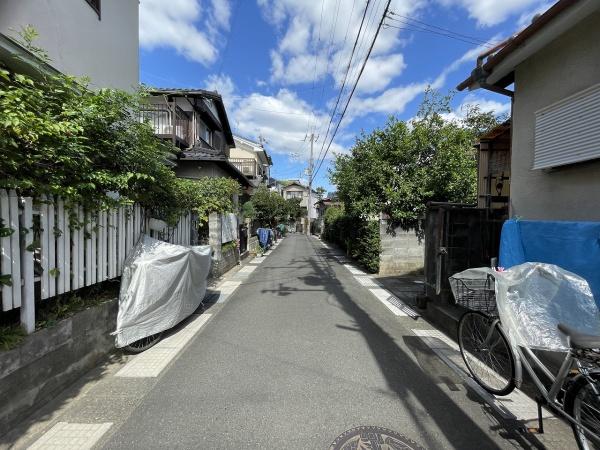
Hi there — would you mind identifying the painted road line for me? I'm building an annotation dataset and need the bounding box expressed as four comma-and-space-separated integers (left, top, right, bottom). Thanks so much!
238, 265, 258, 274
343, 264, 368, 276
116, 314, 212, 378
354, 275, 382, 288
250, 256, 266, 264
412, 329, 553, 422
28, 422, 112, 450
216, 280, 242, 302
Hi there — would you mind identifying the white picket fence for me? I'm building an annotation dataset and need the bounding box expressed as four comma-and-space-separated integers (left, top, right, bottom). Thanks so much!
0, 189, 192, 333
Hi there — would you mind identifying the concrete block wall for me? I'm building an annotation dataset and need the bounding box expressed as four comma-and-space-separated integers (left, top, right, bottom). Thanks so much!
0, 299, 118, 436
379, 219, 424, 276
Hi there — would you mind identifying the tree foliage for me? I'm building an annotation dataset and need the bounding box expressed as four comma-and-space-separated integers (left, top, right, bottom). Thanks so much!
0, 28, 238, 225
322, 206, 380, 273
285, 197, 304, 220
244, 186, 306, 227
245, 186, 287, 227
331, 89, 503, 230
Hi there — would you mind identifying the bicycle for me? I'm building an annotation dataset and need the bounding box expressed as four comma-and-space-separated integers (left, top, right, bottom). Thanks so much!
451, 274, 600, 449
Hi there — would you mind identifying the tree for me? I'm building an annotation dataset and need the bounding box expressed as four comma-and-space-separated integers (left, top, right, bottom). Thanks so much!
330, 89, 502, 230
250, 186, 287, 227
0, 27, 239, 225
285, 197, 304, 220
315, 187, 326, 201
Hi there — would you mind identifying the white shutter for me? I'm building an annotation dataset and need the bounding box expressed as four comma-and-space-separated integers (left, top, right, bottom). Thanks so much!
534, 83, 600, 170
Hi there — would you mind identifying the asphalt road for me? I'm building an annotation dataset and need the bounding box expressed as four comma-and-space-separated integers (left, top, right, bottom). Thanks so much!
98, 234, 563, 449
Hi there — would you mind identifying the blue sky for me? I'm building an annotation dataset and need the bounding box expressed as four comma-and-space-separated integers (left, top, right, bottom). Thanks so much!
139, 0, 553, 193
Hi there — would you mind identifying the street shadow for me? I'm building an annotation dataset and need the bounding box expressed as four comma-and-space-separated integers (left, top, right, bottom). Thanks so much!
260, 236, 537, 449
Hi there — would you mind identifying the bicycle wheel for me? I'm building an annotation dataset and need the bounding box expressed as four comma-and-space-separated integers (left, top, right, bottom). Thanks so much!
458, 311, 516, 395
565, 372, 600, 449
123, 332, 163, 354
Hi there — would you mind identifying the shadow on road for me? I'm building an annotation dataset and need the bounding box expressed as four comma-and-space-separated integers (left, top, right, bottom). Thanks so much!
260, 235, 544, 450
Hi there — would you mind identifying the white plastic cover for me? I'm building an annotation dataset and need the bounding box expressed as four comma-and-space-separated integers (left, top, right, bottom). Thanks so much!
114, 235, 212, 348
452, 263, 600, 352
494, 262, 600, 352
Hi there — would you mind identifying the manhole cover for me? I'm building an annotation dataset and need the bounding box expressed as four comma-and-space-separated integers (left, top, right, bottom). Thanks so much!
329, 426, 425, 450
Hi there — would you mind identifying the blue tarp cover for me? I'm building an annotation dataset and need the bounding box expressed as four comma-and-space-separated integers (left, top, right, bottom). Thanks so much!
257, 228, 272, 248
499, 219, 600, 302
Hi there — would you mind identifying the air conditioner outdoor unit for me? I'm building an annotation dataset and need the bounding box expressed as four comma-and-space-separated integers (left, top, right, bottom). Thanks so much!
242, 166, 253, 175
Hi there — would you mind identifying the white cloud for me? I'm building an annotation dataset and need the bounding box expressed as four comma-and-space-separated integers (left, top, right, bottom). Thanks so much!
210, 0, 231, 29
441, 93, 511, 122
354, 53, 406, 94
203, 73, 346, 160
436, 0, 547, 27
139, 0, 231, 65
205, 73, 236, 110
517, 1, 554, 28
235, 89, 345, 160
346, 42, 492, 121
259, 0, 422, 93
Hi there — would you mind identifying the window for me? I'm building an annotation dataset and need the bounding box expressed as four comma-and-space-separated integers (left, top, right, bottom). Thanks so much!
534, 83, 600, 170
286, 191, 303, 199
85, 0, 101, 19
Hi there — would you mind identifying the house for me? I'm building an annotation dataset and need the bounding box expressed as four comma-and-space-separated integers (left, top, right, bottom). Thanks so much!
457, 0, 600, 221
475, 120, 511, 216
281, 181, 318, 219
227, 135, 273, 191
0, 0, 138, 91
142, 89, 252, 193
314, 198, 342, 235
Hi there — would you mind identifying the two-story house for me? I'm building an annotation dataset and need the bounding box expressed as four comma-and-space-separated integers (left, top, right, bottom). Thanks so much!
141, 89, 252, 193
0, 0, 138, 91
281, 181, 318, 220
227, 135, 273, 191
457, 0, 600, 221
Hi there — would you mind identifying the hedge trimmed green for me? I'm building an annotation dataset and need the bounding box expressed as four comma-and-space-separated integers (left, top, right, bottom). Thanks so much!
323, 206, 380, 273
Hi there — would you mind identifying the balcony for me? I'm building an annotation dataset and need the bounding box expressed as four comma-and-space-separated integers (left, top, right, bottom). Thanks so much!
140, 103, 190, 147
229, 158, 259, 178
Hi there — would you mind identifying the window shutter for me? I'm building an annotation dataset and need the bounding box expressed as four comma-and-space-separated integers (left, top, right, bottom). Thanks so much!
534, 83, 600, 170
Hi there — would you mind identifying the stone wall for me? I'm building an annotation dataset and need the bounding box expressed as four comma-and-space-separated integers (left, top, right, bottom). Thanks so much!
379, 218, 424, 276
211, 246, 239, 278
0, 299, 118, 436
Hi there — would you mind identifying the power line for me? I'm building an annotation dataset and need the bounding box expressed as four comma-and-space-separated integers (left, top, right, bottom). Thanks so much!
331, 0, 358, 83
385, 17, 496, 47
313, 0, 372, 169
312, 0, 391, 180
389, 12, 498, 46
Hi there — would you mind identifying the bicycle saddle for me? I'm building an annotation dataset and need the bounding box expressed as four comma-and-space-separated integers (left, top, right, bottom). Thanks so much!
558, 323, 600, 349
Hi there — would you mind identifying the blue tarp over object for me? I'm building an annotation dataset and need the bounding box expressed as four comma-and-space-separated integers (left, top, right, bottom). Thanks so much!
499, 219, 600, 303
257, 228, 270, 248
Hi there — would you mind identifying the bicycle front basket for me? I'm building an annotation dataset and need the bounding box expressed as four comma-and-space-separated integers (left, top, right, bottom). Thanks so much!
449, 274, 497, 315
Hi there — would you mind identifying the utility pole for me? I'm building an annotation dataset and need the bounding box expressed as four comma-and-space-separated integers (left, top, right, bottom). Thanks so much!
305, 133, 317, 235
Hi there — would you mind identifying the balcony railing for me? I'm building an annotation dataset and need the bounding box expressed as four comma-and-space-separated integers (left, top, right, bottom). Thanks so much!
229, 158, 259, 178
140, 103, 190, 146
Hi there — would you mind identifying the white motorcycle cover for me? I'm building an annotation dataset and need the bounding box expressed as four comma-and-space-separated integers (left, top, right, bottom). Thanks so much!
114, 235, 212, 348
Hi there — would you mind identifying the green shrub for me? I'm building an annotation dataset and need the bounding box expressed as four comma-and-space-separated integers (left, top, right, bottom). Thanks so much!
323, 206, 381, 273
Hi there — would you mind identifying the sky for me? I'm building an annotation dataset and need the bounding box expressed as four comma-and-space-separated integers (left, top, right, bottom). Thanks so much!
139, 0, 553, 193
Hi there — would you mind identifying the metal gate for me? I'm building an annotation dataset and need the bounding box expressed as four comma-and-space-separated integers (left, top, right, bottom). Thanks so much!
424, 202, 505, 304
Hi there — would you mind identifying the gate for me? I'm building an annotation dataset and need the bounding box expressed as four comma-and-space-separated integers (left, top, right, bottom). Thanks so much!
424, 202, 505, 304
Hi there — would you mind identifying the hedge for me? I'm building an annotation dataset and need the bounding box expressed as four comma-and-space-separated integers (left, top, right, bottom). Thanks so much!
323, 206, 381, 273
